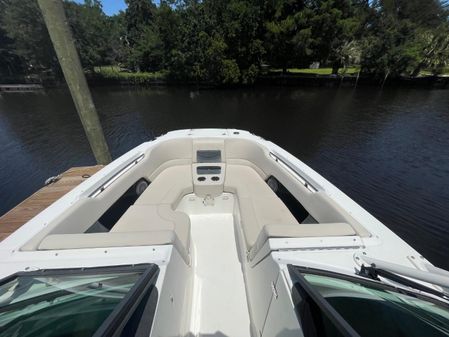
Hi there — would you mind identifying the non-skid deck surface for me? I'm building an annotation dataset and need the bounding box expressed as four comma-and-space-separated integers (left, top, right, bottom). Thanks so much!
178, 194, 251, 337
0, 165, 103, 241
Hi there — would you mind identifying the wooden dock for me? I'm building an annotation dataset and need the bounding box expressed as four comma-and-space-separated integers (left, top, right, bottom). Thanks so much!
0, 165, 103, 241
0, 84, 44, 92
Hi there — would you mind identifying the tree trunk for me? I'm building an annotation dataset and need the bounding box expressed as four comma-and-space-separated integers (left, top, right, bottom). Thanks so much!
332, 62, 340, 75
354, 70, 360, 88
411, 61, 425, 77
381, 69, 390, 89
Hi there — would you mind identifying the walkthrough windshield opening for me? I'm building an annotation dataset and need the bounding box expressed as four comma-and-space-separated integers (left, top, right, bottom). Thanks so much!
288, 265, 449, 337
0, 264, 159, 337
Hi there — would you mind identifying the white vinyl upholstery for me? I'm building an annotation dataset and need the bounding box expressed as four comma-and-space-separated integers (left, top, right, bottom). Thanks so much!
307, 192, 371, 238
224, 139, 371, 240
110, 204, 191, 261
26, 137, 372, 266
224, 165, 300, 249
224, 164, 364, 260
33, 164, 193, 264
111, 164, 194, 263
136, 165, 193, 207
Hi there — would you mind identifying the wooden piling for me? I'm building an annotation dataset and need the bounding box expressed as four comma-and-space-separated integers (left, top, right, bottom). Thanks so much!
37, 0, 111, 165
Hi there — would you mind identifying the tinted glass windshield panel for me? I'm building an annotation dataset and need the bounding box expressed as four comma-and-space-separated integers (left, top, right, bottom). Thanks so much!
304, 273, 449, 337
197, 166, 221, 175
0, 270, 142, 337
197, 150, 221, 163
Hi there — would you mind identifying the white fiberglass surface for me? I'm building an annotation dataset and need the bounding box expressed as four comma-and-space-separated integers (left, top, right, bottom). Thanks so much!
177, 194, 251, 337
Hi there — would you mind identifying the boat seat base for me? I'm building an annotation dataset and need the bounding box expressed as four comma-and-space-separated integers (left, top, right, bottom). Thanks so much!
38, 231, 189, 261
249, 222, 357, 260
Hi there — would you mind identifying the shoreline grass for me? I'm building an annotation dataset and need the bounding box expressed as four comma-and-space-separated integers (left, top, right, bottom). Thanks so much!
269, 67, 361, 75
93, 66, 167, 83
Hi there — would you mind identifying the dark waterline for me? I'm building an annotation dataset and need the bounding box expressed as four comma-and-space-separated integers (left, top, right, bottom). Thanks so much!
1, 86, 448, 269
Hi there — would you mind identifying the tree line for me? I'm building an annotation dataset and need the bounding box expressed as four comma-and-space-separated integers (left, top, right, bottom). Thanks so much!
1, 0, 448, 85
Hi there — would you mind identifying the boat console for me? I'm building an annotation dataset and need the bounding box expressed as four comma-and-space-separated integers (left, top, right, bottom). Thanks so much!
193, 163, 225, 198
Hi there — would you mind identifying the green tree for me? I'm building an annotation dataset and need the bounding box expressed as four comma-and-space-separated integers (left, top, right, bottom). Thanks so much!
0, 20, 23, 76
1, 0, 448, 85
0, 0, 59, 75
107, 11, 128, 65
206, 0, 264, 83
0, 0, 119, 76
123, 0, 161, 71
156, 1, 182, 69
64, 0, 112, 70
360, 0, 448, 79
413, 23, 449, 76
264, 0, 313, 73
308, 0, 361, 74
124, 0, 156, 45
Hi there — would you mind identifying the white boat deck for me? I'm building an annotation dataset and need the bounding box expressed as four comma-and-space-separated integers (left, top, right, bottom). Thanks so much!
178, 194, 251, 337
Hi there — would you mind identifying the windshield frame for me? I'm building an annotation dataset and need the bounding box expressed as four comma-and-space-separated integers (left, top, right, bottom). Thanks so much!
289, 264, 449, 308
0, 263, 159, 337
288, 264, 449, 337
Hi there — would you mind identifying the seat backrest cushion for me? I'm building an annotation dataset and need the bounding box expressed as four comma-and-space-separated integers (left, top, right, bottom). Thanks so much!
225, 165, 300, 249
135, 165, 193, 208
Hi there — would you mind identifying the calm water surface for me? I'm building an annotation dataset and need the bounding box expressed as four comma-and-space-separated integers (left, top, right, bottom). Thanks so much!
1, 86, 448, 268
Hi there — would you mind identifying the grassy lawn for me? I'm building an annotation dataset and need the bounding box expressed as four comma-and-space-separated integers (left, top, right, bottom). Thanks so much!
269, 67, 360, 75
92, 65, 449, 82
93, 66, 167, 82
419, 67, 449, 77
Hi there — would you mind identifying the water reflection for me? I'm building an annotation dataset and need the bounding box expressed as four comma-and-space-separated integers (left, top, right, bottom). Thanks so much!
0, 85, 448, 268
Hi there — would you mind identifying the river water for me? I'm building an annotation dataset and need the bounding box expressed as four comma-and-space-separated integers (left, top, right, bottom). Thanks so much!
1, 86, 448, 268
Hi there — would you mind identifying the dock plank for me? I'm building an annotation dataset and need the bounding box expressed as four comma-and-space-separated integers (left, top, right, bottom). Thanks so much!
0, 165, 103, 241
0, 84, 44, 92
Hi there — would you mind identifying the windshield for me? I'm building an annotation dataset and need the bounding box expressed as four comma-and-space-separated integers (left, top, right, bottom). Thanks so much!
0, 265, 158, 337
300, 270, 449, 337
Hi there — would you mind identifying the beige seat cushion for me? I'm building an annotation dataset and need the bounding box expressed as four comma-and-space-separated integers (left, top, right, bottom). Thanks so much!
225, 164, 370, 256
250, 222, 357, 260
111, 205, 173, 232
224, 165, 274, 198
308, 192, 371, 238
38, 231, 189, 263
110, 164, 194, 262
135, 165, 193, 207
157, 204, 191, 251
111, 204, 191, 260
225, 165, 300, 249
